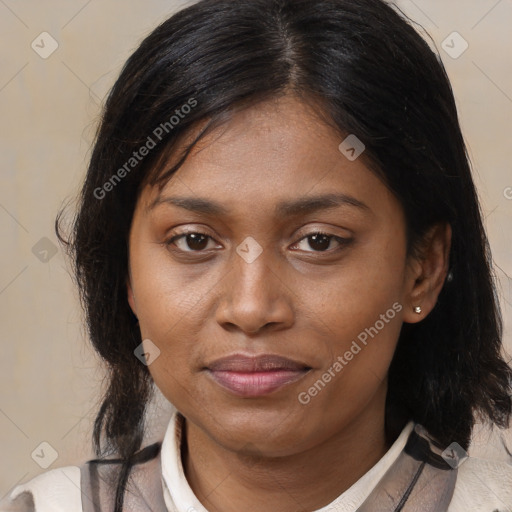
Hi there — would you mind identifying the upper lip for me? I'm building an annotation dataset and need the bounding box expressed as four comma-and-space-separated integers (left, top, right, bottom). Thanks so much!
206, 354, 311, 372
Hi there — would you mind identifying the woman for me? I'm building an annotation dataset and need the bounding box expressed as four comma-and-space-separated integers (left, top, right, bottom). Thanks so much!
2, 0, 511, 510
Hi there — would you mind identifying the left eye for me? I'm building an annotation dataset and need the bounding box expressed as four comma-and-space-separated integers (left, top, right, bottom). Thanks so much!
291, 232, 349, 253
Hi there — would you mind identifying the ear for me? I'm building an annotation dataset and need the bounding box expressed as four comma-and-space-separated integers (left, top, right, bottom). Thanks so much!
127, 275, 138, 318
402, 222, 452, 324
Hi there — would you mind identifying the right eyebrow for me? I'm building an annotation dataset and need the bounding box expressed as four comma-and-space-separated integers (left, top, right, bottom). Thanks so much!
147, 196, 229, 215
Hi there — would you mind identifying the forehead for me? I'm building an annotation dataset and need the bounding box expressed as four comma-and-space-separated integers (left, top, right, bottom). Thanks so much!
138, 95, 393, 218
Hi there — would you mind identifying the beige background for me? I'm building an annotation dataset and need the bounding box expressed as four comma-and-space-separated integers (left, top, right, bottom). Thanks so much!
0, 0, 511, 499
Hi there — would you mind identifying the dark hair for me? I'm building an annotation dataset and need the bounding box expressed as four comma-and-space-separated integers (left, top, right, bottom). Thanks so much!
57, 0, 512, 509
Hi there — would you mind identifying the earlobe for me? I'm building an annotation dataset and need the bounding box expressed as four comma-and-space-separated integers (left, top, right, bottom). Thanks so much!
403, 222, 452, 324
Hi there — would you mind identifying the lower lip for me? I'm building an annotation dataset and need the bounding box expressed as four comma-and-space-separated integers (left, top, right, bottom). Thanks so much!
207, 369, 310, 397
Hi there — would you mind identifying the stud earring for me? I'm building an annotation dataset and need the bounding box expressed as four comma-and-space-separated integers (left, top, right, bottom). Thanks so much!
414, 306, 422, 314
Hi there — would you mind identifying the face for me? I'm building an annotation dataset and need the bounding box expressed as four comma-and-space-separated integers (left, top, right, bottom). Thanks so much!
127, 94, 419, 457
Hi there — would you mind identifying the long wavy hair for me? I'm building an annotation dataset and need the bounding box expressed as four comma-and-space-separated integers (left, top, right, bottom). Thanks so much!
57, 0, 512, 509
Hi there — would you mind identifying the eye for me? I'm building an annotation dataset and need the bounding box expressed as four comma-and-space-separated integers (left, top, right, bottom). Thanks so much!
165, 230, 352, 255
291, 231, 352, 253
166, 231, 220, 252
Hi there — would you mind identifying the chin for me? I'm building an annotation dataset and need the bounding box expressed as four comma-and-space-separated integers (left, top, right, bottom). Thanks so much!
202, 405, 314, 453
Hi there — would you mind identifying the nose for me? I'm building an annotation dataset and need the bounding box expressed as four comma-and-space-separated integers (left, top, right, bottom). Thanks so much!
215, 248, 294, 335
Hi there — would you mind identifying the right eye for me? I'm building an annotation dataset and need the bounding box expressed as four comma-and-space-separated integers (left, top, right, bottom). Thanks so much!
166, 231, 221, 253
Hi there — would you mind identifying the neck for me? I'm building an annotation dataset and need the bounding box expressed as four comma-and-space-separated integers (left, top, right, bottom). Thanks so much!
181, 389, 394, 512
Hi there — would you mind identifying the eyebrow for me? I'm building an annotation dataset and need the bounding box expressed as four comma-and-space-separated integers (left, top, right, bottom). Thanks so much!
147, 193, 371, 217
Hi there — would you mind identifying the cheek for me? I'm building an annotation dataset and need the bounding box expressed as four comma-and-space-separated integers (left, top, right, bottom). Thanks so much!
304, 230, 407, 342
131, 235, 221, 331
128, 240, 226, 399
295, 228, 407, 408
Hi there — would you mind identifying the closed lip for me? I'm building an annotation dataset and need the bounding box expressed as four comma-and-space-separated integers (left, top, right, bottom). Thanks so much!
205, 353, 311, 372
205, 353, 312, 397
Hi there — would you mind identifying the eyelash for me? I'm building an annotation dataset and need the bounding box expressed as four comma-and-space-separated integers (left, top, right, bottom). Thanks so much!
164, 230, 352, 256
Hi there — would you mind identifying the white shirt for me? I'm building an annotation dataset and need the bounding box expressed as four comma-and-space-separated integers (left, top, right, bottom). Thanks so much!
2, 411, 512, 511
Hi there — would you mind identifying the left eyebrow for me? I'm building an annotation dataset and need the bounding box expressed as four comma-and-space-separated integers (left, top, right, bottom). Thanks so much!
146, 193, 372, 217
275, 193, 371, 217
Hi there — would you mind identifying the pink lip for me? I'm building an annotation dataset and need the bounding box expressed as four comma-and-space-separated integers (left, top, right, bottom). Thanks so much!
205, 354, 311, 397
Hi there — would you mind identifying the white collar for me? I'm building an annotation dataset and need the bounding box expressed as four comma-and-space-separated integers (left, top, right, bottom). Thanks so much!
160, 410, 415, 512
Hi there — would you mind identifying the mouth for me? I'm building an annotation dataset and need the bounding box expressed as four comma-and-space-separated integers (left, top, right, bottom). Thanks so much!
205, 354, 312, 397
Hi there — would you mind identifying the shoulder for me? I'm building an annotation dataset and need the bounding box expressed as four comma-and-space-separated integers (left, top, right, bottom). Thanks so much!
0, 466, 82, 512
449, 456, 512, 512
0, 442, 165, 512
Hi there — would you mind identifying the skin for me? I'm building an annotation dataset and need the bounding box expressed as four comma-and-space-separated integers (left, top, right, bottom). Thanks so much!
127, 94, 451, 512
